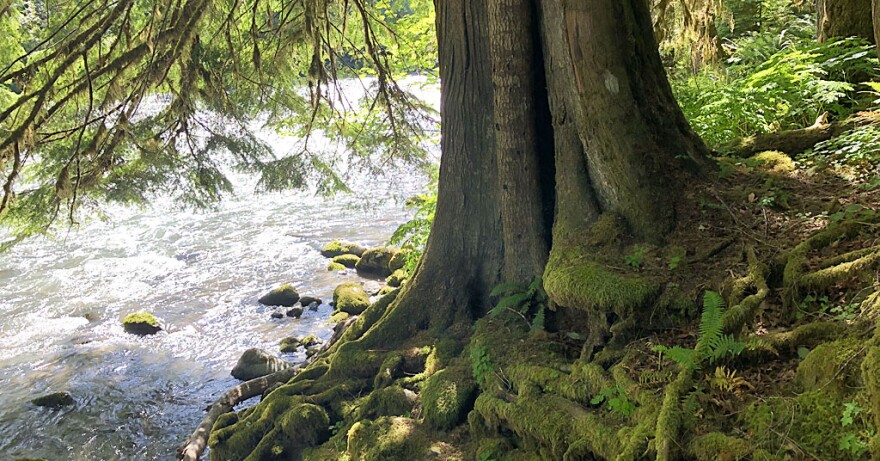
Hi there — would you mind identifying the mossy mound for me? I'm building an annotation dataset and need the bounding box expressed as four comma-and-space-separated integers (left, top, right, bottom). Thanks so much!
688, 432, 751, 461
258, 284, 300, 307
388, 249, 410, 272
421, 365, 477, 431
300, 335, 321, 348
333, 282, 371, 315
357, 386, 417, 419
327, 262, 347, 271
355, 247, 399, 277
377, 286, 395, 296
320, 240, 367, 258
280, 337, 300, 353
346, 417, 430, 461
332, 254, 360, 269
386, 269, 408, 288
796, 337, 865, 394
751, 150, 795, 174
122, 312, 161, 336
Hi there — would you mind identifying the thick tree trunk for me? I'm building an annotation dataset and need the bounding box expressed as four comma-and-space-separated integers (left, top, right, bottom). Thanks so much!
487, 0, 549, 283
541, 0, 710, 242
818, 0, 875, 43
874, 0, 880, 57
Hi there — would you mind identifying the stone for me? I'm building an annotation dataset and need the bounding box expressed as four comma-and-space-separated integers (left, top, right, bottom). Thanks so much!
320, 240, 367, 258
300, 335, 322, 348
299, 296, 322, 307
286, 307, 304, 318
327, 262, 347, 272
363, 281, 383, 296
355, 247, 398, 277
306, 301, 319, 311
31, 392, 75, 409
386, 269, 408, 288
270, 312, 284, 319
333, 282, 371, 315
122, 312, 161, 336
258, 284, 300, 307
231, 348, 292, 381
280, 337, 300, 353
332, 254, 360, 269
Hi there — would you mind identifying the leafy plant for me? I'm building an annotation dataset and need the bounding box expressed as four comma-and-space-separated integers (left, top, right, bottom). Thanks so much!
624, 245, 648, 269
470, 345, 494, 387
389, 166, 438, 272
667, 255, 682, 270
839, 401, 873, 457
706, 366, 752, 396
490, 277, 549, 331
800, 126, 880, 181
590, 386, 637, 417
652, 291, 745, 370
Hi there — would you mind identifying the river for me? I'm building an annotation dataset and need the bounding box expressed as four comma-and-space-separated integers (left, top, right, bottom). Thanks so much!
0, 81, 438, 460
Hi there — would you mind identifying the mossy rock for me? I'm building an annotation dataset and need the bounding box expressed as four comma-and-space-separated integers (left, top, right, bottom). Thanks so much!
796, 337, 864, 395
377, 286, 396, 296
355, 247, 398, 277
327, 262, 347, 271
30, 392, 75, 409
231, 348, 292, 381
280, 337, 300, 353
689, 432, 750, 461
320, 240, 367, 258
329, 311, 350, 324
332, 254, 361, 269
388, 249, 410, 272
300, 335, 321, 348
744, 390, 862, 459
751, 150, 795, 174
386, 269, 408, 288
299, 296, 322, 307
358, 386, 417, 419
345, 417, 430, 461
258, 284, 300, 307
421, 366, 478, 431
333, 282, 371, 315
543, 256, 660, 315
122, 312, 161, 336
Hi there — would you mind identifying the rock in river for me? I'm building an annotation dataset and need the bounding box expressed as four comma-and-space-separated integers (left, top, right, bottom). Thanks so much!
122, 312, 162, 336
30, 392, 75, 409
231, 348, 292, 381
320, 240, 367, 258
299, 296, 322, 307
258, 284, 300, 307
333, 282, 371, 315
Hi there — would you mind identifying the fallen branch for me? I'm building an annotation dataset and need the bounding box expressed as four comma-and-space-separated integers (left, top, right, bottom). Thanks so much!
176, 316, 357, 461
724, 112, 878, 158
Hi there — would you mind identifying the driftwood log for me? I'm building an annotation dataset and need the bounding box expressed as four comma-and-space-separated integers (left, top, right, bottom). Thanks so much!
725, 112, 878, 158
176, 317, 357, 461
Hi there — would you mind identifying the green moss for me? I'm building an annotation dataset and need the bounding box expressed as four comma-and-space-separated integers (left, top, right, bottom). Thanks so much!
333, 282, 371, 315
388, 250, 410, 272
744, 391, 858, 459
300, 335, 321, 348
355, 247, 398, 276
329, 311, 350, 324
327, 262, 347, 271
345, 417, 429, 461
333, 254, 360, 269
122, 312, 161, 335
357, 386, 416, 419
374, 352, 404, 389
377, 286, 395, 296
321, 240, 366, 258
421, 366, 478, 431
751, 150, 795, 174
280, 337, 300, 353
689, 432, 750, 461
861, 345, 880, 451
386, 269, 408, 288
543, 255, 660, 315
796, 337, 865, 394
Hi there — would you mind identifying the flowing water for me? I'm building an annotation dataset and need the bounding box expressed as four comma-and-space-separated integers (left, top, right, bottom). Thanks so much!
0, 82, 438, 460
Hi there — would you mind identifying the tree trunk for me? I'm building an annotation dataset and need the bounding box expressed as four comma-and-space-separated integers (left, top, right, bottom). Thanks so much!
487, 0, 550, 283
818, 0, 875, 43
542, 0, 709, 242
874, 0, 880, 57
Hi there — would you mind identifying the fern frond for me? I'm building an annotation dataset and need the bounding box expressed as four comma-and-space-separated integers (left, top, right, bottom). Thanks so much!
491, 281, 526, 297
698, 290, 726, 351
495, 292, 531, 311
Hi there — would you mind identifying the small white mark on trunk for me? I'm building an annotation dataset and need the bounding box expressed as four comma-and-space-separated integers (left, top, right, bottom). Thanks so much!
603, 70, 619, 94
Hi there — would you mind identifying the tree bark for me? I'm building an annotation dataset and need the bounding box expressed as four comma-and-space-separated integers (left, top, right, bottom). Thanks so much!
818, 0, 876, 43
874, 0, 880, 57
487, 0, 549, 283
541, 0, 710, 242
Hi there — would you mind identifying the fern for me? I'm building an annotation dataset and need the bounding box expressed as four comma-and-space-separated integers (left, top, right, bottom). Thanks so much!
489, 277, 549, 331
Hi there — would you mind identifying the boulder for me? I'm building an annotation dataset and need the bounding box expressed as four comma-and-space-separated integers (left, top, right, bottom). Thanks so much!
280, 337, 300, 353
327, 262, 347, 272
305, 301, 320, 311
320, 240, 367, 258
122, 312, 162, 336
363, 281, 383, 296
377, 286, 395, 296
270, 312, 284, 319
386, 269, 408, 288
355, 247, 398, 277
388, 249, 411, 272
30, 392, 75, 409
231, 348, 292, 381
299, 296, 322, 307
300, 335, 321, 348
286, 306, 304, 318
333, 282, 371, 315
332, 254, 360, 268
258, 284, 300, 307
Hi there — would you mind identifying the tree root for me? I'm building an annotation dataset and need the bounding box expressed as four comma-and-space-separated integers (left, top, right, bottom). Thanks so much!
176, 316, 357, 461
